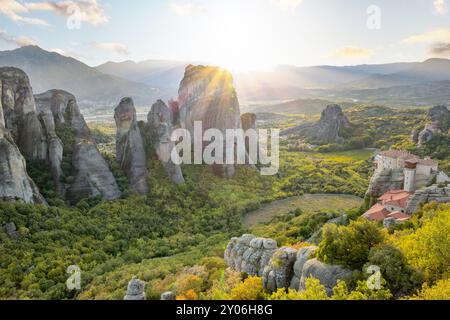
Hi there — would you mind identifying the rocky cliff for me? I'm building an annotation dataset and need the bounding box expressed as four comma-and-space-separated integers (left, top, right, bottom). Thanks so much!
177, 65, 242, 177
36, 90, 121, 203
406, 185, 450, 213
281, 104, 351, 144
0, 130, 46, 204
114, 97, 149, 194
366, 168, 405, 199
0, 67, 47, 160
146, 100, 184, 185
412, 105, 450, 146
225, 235, 352, 295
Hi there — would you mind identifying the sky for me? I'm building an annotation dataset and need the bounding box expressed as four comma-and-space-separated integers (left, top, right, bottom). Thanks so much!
1, 0, 450, 71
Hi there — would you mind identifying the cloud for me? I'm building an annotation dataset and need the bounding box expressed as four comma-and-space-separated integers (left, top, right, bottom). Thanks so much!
26, 0, 108, 26
332, 46, 374, 58
434, 0, 447, 14
429, 42, 450, 57
0, 29, 37, 47
0, 0, 48, 25
403, 27, 450, 44
169, 2, 206, 16
91, 42, 129, 55
271, 0, 303, 10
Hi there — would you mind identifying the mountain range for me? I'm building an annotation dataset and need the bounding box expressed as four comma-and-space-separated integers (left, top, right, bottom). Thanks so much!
1, 46, 450, 108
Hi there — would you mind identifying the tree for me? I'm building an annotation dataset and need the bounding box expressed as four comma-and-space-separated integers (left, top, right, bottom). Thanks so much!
410, 279, 450, 300
317, 218, 385, 269
230, 277, 265, 300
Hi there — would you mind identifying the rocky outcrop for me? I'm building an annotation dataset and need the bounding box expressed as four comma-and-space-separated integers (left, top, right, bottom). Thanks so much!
262, 247, 297, 292
0, 131, 46, 204
366, 168, 405, 198
161, 291, 176, 300
406, 185, 450, 214
413, 106, 450, 146
124, 277, 146, 300
290, 246, 318, 290
0, 67, 47, 160
241, 113, 257, 132
224, 234, 278, 276
36, 90, 121, 203
115, 97, 149, 195
146, 100, 184, 184
4, 222, 19, 240
177, 65, 242, 177
281, 104, 351, 144
225, 236, 351, 295
299, 259, 352, 296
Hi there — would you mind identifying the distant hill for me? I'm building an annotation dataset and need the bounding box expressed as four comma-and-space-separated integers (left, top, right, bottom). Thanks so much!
246, 98, 356, 115
340, 58, 450, 90
96, 60, 191, 97
0, 46, 161, 106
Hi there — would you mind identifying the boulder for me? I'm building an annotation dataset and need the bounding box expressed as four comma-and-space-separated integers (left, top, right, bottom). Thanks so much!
124, 277, 146, 300
406, 185, 450, 214
161, 291, 176, 300
299, 259, 352, 296
0, 67, 47, 160
115, 97, 149, 195
146, 100, 184, 184
290, 246, 318, 290
177, 65, 242, 177
4, 222, 19, 240
262, 247, 298, 292
416, 106, 450, 146
281, 104, 351, 144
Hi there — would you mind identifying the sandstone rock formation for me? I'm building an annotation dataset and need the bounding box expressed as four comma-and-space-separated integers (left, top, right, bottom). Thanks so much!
225, 235, 352, 295
406, 185, 450, 214
299, 258, 352, 296
124, 277, 146, 300
36, 90, 121, 203
262, 247, 297, 292
146, 100, 184, 184
366, 168, 405, 199
224, 234, 277, 276
290, 246, 318, 290
412, 105, 450, 146
177, 65, 242, 177
0, 67, 47, 160
0, 130, 46, 204
115, 97, 149, 195
281, 104, 351, 144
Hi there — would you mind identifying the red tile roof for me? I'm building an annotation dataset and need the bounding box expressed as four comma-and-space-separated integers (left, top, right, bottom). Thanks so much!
387, 211, 411, 220
363, 203, 390, 221
379, 190, 412, 208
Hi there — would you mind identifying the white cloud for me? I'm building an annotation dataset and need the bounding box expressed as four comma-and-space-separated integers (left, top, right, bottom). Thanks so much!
169, 2, 206, 16
0, 29, 37, 47
434, 0, 447, 15
26, 0, 108, 26
0, 0, 48, 25
91, 42, 129, 55
403, 27, 450, 44
332, 46, 374, 59
271, 0, 303, 10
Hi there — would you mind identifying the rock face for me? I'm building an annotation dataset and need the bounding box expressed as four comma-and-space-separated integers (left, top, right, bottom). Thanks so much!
0, 67, 47, 160
146, 100, 184, 184
290, 246, 318, 290
115, 97, 149, 195
406, 185, 450, 214
366, 168, 405, 198
299, 259, 353, 296
124, 277, 146, 300
177, 65, 242, 177
224, 234, 278, 276
225, 236, 352, 295
262, 247, 297, 292
0, 131, 46, 204
36, 90, 121, 203
282, 104, 351, 144
4, 222, 19, 240
414, 106, 450, 146
161, 291, 176, 300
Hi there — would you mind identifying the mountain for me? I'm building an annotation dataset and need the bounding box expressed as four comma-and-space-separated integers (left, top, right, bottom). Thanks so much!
96, 60, 191, 97
341, 58, 450, 90
0, 46, 160, 106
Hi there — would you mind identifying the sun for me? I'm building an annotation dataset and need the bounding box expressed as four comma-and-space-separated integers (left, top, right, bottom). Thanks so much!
205, 5, 278, 73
